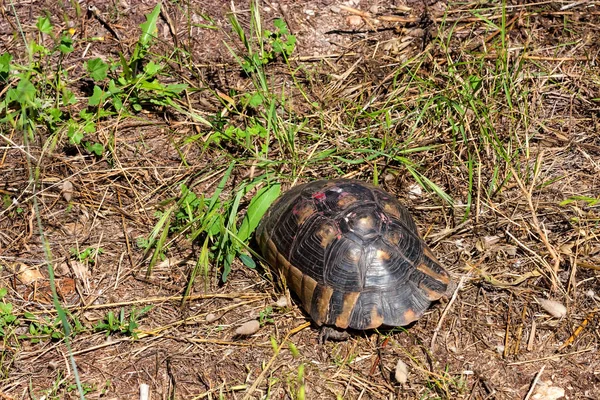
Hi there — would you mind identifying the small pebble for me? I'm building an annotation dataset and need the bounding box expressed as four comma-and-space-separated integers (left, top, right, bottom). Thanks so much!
205, 313, 217, 323
394, 359, 408, 383
275, 296, 288, 308
532, 381, 565, 400
305, 9, 315, 16
346, 15, 363, 27
537, 298, 567, 318
407, 183, 422, 199
62, 180, 74, 202
235, 320, 260, 336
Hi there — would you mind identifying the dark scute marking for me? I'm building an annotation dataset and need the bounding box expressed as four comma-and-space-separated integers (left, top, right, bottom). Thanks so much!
300, 274, 318, 315
325, 290, 346, 326
319, 181, 376, 212
380, 282, 430, 326
382, 220, 423, 262
373, 188, 418, 232
363, 239, 413, 290
289, 219, 337, 284
348, 291, 384, 330
324, 238, 364, 290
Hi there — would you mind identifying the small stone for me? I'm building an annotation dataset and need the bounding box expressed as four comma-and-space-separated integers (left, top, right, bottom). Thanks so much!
369, 5, 379, 14
330, 5, 341, 13
394, 359, 408, 384
305, 9, 315, 16
537, 298, 567, 318
205, 313, 217, 323
531, 381, 565, 400
62, 180, 74, 202
235, 320, 260, 336
275, 296, 288, 308
496, 344, 505, 354
407, 183, 422, 199
346, 15, 363, 26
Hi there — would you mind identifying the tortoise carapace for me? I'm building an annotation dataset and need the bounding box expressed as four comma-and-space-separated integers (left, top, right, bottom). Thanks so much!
256, 179, 452, 330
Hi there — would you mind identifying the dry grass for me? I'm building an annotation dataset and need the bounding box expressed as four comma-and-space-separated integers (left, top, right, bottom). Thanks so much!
0, 0, 599, 399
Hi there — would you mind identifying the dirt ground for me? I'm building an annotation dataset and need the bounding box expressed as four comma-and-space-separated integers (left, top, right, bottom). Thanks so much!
1, 0, 599, 399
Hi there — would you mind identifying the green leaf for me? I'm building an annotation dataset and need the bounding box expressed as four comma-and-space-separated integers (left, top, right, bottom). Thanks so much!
36, 16, 53, 34
0, 53, 11, 81
139, 5, 161, 46
68, 123, 84, 145
11, 78, 36, 106
62, 88, 77, 105
248, 92, 263, 108
132, 4, 161, 63
59, 35, 74, 54
143, 61, 161, 75
237, 183, 280, 243
84, 142, 104, 156
87, 58, 109, 81
238, 253, 256, 269
88, 85, 104, 106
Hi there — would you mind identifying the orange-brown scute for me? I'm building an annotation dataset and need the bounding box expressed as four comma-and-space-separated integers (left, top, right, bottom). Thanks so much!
384, 230, 402, 246
293, 201, 317, 226
376, 249, 392, 261
316, 222, 340, 247
416, 262, 450, 286
336, 193, 359, 208
356, 214, 376, 231
314, 284, 334, 325
418, 281, 444, 301
401, 308, 418, 325
334, 292, 360, 329
364, 305, 384, 329
381, 200, 402, 219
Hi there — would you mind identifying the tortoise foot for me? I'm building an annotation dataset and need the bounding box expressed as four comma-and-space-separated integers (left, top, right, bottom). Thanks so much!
319, 326, 350, 343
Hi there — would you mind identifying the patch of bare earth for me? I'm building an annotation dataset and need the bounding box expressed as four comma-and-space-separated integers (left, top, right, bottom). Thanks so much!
1, 0, 599, 399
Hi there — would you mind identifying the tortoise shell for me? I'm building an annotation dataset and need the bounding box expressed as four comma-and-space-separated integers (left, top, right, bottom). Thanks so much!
256, 179, 452, 330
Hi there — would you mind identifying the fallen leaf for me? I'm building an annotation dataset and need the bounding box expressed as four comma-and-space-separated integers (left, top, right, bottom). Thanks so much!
17, 265, 44, 284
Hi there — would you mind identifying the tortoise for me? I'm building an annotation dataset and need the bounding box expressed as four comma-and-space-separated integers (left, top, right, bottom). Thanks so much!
256, 179, 453, 340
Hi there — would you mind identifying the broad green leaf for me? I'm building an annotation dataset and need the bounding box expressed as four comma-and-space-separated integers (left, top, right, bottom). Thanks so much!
59, 35, 74, 54
248, 92, 263, 107
87, 58, 109, 81
88, 85, 104, 106
11, 78, 36, 106
36, 16, 53, 34
237, 183, 280, 243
